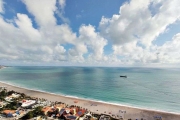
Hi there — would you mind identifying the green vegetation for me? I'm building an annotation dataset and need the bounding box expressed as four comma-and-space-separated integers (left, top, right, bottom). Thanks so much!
4, 101, 17, 110
21, 106, 45, 119
7, 90, 15, 96
0, 89, 7, 98
0, 89, 19, 111
24, 111, 33, 119
0, 88, 99, 120
111, 117, 120, 120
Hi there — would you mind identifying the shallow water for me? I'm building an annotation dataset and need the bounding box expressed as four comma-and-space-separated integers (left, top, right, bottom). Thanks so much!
0, 67, 180, 113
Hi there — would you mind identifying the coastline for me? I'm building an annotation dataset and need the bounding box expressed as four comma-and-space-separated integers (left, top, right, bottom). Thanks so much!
0, 81, 180, 120
0, 66, 6, 69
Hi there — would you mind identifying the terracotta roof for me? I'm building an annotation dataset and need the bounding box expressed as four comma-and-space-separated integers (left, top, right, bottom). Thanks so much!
3, 110, 16, 114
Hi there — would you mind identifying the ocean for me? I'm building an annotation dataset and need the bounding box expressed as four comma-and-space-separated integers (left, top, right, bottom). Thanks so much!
0, 66, 180, 113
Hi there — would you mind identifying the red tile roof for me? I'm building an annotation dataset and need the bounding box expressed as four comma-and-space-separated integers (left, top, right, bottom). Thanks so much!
3, 110, 15, 114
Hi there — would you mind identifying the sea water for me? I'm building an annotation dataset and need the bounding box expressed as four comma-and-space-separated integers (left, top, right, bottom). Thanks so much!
0, 66, 180, 113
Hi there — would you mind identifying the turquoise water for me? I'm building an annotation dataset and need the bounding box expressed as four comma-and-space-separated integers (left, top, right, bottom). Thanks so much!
0, 67, 180, 113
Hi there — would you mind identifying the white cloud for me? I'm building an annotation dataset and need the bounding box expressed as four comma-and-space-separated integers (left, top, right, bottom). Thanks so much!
1, 0, 180, 66
56, 0, 70, 23
23, 0, 57, 28
54, 44, 66, 54
0, 0, 76, 63
0, 0, 105, 65
112, 32, 180, 66
15, 13, 41, 43
0, 10, 108, 64
67, 25, 108, 63
97, 0, 180, 66
59, 0, 66, 10
68, 42, 88, 62
78, 25, 107, 61
40, 45, 53, 54
0, 13, 72, 62
99, 0, 180, 46
41, 24, 76, 45
0, 0, 4, 13
156, 33, 180, 63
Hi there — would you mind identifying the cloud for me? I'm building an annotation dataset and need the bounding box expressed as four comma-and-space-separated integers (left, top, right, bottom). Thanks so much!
156, 33, 180, 63
97, 0, 180, 66
0, 0, 4, 13
23, 0, 57, 28
0, 4, 75, 63
78, 25, 108, 61
112, 32, 180, 66
59, 0, 66, 10
99, 0, 180, 47
0, 13, 73, 62
15, 13, 41, 43
0, 8, 107, 64
56, 0, 70, 23
67, 24, 108, 62
1, 0, 180, 66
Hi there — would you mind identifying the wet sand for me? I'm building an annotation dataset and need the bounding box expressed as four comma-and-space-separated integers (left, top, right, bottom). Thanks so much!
1, 81, 180, 120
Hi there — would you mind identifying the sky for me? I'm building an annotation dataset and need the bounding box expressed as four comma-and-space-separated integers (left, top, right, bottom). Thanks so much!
0, 0, 180, 67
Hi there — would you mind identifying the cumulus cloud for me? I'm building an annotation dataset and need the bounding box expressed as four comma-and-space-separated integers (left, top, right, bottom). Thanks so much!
15, 13, 41, 43
67, 25, 108, 62
23, 0, 57, 28
0, 13, 71, 62
156, 33, 180, 63
112, 32, 180, 65
98, 0, 180, 66
1, 0, 180, 66
78, 25, 107, 61
99, 0, 180, 46
0, 0, 108, 65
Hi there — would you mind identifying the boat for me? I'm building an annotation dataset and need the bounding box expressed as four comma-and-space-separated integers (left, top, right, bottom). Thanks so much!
120, 75, 127, 78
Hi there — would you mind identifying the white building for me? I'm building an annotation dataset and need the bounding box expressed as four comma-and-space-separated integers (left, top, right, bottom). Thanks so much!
21, 100, 36, 108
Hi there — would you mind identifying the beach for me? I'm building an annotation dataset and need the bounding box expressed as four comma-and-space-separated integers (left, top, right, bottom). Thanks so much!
1, 81, 180, 120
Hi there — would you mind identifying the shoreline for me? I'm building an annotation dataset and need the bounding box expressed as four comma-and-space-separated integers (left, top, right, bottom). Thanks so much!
0, 81, 180, 120
0, 81, 177, 114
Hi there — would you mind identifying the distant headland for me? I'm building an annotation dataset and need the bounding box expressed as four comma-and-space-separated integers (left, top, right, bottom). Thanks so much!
0, 65, 7, 69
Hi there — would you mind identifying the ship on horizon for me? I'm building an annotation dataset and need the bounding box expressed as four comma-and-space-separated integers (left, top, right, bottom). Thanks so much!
120, 75, 127, 78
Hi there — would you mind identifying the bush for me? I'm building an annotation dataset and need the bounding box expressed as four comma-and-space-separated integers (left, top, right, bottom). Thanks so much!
34, 106, 44, 116
21, 111, 33, 119
0, 90, 7, 97
21, 106, 44, 119
7, 90, 15, 96
4, 101, 18, 110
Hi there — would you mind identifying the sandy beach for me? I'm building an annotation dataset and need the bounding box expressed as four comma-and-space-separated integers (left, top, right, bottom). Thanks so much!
1, 81, 180, 120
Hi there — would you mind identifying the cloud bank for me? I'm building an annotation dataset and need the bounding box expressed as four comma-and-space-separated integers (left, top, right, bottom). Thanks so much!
0, 0, 180, 67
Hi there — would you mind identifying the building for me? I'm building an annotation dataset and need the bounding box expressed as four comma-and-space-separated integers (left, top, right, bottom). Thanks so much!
21, 100, 36, 108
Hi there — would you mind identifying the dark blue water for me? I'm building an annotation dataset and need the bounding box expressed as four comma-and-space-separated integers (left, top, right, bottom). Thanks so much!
0, 67, 180, 113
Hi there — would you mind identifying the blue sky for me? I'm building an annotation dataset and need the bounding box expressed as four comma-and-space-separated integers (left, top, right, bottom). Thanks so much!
0, 0, 180, 67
